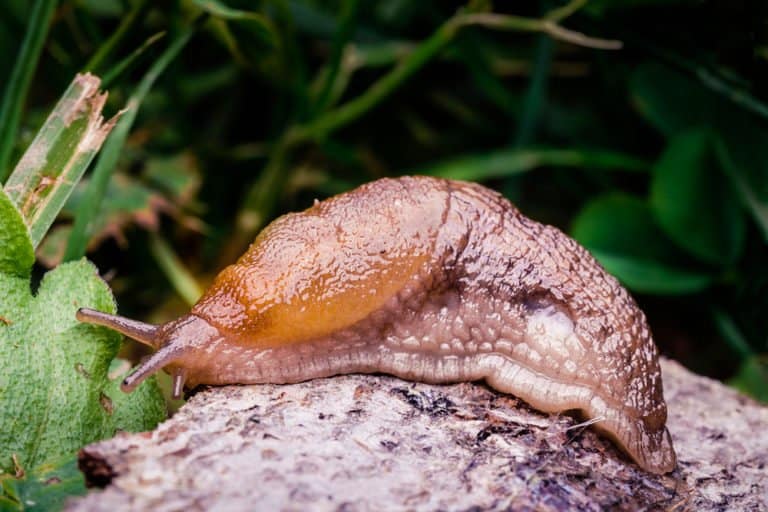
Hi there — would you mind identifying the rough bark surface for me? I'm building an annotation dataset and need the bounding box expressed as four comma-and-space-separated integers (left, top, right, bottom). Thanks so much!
70, 359, 767, 511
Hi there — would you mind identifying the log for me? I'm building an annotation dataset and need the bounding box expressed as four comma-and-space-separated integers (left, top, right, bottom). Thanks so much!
69, 359, 768, 511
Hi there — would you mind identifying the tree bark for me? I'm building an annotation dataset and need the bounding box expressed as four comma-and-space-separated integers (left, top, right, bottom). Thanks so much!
69, 359, 768, 511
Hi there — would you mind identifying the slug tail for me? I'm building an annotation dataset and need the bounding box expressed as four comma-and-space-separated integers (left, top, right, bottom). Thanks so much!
593, 405, 677, 474
76, 308, 160, 348
630, 422, 677, 475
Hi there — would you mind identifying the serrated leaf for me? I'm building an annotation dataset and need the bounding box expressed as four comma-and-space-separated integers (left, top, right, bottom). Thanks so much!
650, 129, 745, 265
572, 194, 714, 294
0, 187, 33, 278
0, 189, 165, 475
104, 359, 166, 432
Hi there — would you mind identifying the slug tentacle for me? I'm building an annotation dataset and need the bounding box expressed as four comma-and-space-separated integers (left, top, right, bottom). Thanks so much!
171, 368, 188, 400
119, 314, 223, 392
121, 343, 184, 392
76, 308, 160, 348
77, 308, 222, 393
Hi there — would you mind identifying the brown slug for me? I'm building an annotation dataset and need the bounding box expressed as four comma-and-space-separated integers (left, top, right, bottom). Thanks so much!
77, 176, 676, 474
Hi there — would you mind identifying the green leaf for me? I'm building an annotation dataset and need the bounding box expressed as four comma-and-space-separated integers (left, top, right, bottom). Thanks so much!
0, 188, 165, 475
72, 172, 173, 242
716, 129, 768, 242
631, 58, 768, 127
143, 153, 202, 203
3, 74, 118, 249
631, 63, 768, 240
311, 0, 361, 114
104, 360, 166, 432
79, 0, 123, 18
572, 194, 713, 294
630, 62, 715, 137
650, 129, 745, 265
0, 454, 86, 512
631, 61, 768, 137
0, 188, 33, 278
419, 147, 649, 181
101, 32, 166, 89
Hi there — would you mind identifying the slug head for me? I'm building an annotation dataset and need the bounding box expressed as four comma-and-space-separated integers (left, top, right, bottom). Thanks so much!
76, 308, 222, 399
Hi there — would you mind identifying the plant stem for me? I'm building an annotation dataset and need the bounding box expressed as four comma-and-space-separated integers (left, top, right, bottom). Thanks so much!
149, 233, 202, 306
457, 13, 622, 50
0, 0, 58, 183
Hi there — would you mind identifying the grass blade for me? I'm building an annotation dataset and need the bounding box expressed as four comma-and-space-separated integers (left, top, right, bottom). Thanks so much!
3, 74, 118, 249
101, 32, 166, 88
712, 309, 755, 359
149, 234, 202, 306
312, 0, 360, 113
0, 0, 58, 182
513, 34, 553, 146
418, 147, 649, 181
63, 25, 197, 262
190, 0, 276, 46
84, 0, 151, 74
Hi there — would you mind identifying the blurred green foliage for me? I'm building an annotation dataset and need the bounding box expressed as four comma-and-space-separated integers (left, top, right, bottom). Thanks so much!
1, 0, 766, 408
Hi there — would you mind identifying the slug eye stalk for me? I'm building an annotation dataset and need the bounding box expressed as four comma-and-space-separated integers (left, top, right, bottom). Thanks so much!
77, 308, 181, 393
78, 308, 218, 399
76, 308, 160, 349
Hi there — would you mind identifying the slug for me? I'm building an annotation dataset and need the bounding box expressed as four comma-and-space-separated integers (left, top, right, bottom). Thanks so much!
77, 176, 676, 474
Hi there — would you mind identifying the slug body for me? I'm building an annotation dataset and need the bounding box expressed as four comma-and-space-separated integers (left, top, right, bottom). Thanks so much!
77, 176, 676, 474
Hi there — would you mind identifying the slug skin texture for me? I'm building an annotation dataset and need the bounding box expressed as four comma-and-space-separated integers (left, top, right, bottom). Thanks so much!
77, 176, 676, 474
